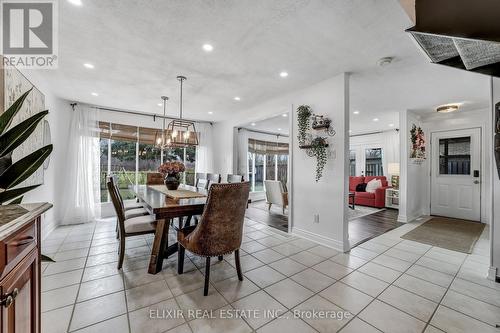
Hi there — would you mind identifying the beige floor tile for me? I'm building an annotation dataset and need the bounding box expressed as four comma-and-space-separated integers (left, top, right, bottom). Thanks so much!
339, 318, 382, 333
331, 253, 367, 269
176, 287, 228, 313
359, 300, 425, 333
123, 267, 165, 289
406, 264, 454, 288
293, 295, 352, 332
41, 305, 72, 333
415, 256, 460, 276
357, 262, 402, 283
384, 248, 421, 262
203, 260, 238, 283
357, 241, 390, 254
252, 248, 285, 264
126, 280, 173, 311
320, 282, 373, 314
77, 274, 124, 302
291, 268, 336, 292
442, 290, 500, 325
166, 323, 193, 333
449, 278, 500, 307
272, 243, 303, 256
43, 258, 86, 276
73, 314, 129, 332
53, 248, 89, 261
341, 271, 388, 297
231, 255, 265, 272
312, 260, 353, 280
82, 262, 121, 282
268, 257, 308, 276
41, 284, 79, 312
129, 299, 185, 333
188, 305, 252, 333
378, 285, 438, 321
240, 241, 267, 253
85, 252, 117, 267
232, 290, 287, 329
430, 305, 499, 333
213, 275, 260, 303
70, 292, 127, 331
256, 236, 286, 247
265, 278, 314, 309
257, 312, 316, 333
42, 269, 83, 292
307, 245, 340, 258
394, 274, 446, 303
349, 247, 379, 260
166, 270, 206, 296
393, 242, 428, 255
289, 251, 325, 266
423, 325, 445, 333
372, 254, 412, 272
245, 265, 286, 288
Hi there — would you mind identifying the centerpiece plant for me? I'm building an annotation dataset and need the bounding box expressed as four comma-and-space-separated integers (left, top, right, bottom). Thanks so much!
158, 161, 185, 190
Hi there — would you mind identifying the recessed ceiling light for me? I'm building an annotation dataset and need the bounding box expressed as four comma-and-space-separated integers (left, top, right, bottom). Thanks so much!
83, 63, 94, 69
208, 111, 213, 115
251, 123, 256, 126
349, 130, 352, 133
91, 92, 98, 96
353, 111, 360, 115
388, 123, 395, 127
378, 57, 393, 67
278, 128, 282, 131
282, 113, 288, 117
202, 44, 214, 52
373, 118, 379, 122
436, 104, 460, 113
279, 71, 288, 78
157, 103, 162, 106
68, 0, 82, 6
234, 97, 241, 101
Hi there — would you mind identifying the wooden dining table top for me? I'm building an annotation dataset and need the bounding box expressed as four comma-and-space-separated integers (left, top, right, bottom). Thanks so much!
132, 184, 207, 219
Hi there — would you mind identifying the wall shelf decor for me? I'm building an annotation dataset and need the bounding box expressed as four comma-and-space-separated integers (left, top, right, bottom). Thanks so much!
296, 105, 334, 181
409, 123, 426, 165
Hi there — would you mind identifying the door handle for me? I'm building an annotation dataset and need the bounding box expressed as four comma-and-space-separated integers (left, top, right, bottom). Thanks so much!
473, 180, 480, 184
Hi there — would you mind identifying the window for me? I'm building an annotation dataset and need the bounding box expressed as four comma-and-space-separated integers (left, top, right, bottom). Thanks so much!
277, 155, 288, 185
138, 143, 161, 185
439, 136, 471, 175
254, 153, 264, 192
266, 154, 276, 182
365, 148, 383, 176
247, 138, 289, 192
110, 139, 137, 200
99, 138, 110, 202
165, 147, 196, 185
349, 150, 356, 176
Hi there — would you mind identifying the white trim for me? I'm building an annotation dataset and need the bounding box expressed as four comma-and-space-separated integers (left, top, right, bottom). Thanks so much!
291, 226, 343, 252
487, 266, 497, 281
41, 218, 59, 240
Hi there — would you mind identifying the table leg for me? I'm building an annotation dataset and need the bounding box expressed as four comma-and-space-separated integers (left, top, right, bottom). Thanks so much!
148, 218, 169, 274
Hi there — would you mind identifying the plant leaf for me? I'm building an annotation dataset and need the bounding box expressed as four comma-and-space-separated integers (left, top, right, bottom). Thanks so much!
41, 254, 55, 262
0, 110, 49, 158
8, 196, 23, 204
0, 185, 40, 204
0, 88, 33, 135
0, 145, 53, 189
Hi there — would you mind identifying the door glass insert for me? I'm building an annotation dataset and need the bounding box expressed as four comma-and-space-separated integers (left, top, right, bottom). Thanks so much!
349, 150, 356, 176
365, 148, 383, 176
439, 136, 471, 175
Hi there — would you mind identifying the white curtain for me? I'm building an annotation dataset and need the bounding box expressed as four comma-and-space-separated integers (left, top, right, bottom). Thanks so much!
382, 130, 400, 175
237, 129, 250, 176
195, 122, 214, 173
61, 105, 101, 224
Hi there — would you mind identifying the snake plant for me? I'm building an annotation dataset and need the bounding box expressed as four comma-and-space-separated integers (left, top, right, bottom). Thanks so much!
0, 88, 53, 204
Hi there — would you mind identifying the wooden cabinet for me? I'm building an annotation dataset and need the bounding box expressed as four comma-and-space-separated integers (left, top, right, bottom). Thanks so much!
0, 216, 41, 333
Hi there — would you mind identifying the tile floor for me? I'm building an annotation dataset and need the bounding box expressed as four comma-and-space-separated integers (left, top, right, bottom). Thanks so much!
40, 216, 499, 333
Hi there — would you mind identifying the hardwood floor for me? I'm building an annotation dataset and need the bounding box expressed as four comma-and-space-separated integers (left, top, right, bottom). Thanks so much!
245, 201, 288, 232
348, 208, 403, 249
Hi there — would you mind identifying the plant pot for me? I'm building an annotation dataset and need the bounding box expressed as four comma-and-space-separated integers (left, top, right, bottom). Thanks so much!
164, 173, 180, 190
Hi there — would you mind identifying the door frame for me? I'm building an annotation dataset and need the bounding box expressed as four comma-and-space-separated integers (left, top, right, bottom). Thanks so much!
429, 126, 482, 221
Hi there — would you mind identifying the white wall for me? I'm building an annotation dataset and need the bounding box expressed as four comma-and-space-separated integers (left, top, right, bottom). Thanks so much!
19, 70, 72, 238
492, 77, 500, 280
399, 110, 429, 222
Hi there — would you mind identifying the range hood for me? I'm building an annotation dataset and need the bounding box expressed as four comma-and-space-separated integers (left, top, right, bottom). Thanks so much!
405, 0, 500, 77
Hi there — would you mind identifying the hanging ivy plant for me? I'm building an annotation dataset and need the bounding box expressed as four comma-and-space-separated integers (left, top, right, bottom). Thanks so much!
311, 137, 328, 182
297, 105, 312, 146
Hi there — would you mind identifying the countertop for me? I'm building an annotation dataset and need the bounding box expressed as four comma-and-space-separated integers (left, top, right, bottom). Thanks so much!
0, 203, 53, 239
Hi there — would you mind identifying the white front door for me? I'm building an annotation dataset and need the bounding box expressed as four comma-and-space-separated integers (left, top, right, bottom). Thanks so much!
431, 128, 481, 221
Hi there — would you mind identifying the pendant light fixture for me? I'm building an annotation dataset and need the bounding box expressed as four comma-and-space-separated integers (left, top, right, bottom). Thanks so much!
154, 95, 169, 147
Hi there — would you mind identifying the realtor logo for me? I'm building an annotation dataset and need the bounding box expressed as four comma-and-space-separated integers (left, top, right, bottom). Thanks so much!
0, 0, 58, 68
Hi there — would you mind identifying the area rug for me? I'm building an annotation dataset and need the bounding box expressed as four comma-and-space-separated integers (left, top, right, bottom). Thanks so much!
401, 217, 485, 253
347, 206, 383, 221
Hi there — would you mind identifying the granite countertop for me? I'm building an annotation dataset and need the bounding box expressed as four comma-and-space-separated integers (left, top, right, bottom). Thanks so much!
0, 203, 53, 239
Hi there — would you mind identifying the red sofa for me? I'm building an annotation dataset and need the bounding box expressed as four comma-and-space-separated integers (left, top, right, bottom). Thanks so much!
349, 176, 389, 208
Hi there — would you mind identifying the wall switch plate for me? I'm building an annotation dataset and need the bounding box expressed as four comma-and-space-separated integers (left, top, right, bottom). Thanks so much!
314, 214, 320, 223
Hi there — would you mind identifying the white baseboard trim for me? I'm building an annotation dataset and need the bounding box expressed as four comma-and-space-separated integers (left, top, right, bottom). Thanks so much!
487, 266, 498, 281
291, 227, 343, 252
41, 219, 59, 240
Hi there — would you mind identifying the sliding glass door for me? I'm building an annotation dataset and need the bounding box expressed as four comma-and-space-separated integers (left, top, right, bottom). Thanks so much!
247, 138, 289, 192
349, 146, 384, 177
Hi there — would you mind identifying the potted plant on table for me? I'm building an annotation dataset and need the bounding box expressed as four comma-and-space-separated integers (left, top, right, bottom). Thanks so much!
158, 161, 185, 190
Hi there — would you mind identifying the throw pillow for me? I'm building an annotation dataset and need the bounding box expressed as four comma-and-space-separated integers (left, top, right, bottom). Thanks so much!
355, 183, 367, 192
366, 179, 382, 193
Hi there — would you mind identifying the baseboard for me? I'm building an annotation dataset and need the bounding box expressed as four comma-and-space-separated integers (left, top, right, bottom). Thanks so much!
41, 218, 59, 240
291, 227, 344, 252
487, 266, 498, 282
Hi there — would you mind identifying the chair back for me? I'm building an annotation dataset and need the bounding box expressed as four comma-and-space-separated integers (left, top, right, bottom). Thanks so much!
195, 173, 207, 191
206, 173, 221, 189
227, 174, 244, 183
107, 181, 126, 233
185, 182, 250, 256
264, 180, 284, 205
146, 172, 164, 185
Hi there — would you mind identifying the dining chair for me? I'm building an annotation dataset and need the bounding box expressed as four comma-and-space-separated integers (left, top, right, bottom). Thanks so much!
226, 174, 244, 183
195, 173, 207, 188
206, 173, 221, 189
107, 181, 158, 269
176, 182, 250, 296
146, 172, 164, 185
264, 180, 288, 214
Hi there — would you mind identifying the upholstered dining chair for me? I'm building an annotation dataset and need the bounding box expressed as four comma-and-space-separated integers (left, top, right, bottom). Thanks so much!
227, 174, 244, 183
264, 180, 288, 214
176, 182, 250, 296
107, 181, 157, 269
195, 173, 207, 188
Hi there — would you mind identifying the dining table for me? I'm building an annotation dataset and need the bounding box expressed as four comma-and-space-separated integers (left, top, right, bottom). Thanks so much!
132, 184, 207, 274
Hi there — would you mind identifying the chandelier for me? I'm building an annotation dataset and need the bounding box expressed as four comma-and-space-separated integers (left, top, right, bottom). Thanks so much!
155, 75, 199, 148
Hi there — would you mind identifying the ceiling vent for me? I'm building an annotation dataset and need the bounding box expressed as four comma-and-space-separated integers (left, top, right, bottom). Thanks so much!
406, 0, 500, 77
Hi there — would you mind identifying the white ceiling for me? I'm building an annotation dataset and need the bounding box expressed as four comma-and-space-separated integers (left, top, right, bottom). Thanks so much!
30, 0, 490, 131
240, 113, 290, 136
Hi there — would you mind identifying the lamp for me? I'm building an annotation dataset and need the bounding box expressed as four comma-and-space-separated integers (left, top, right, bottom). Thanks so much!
387, 163, 400, 189
154, 96, 169, 148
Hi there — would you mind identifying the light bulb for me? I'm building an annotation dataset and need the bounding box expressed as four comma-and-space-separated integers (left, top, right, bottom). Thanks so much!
166, 138, 171, 145
172, 130, 178, 138
156, 137, 162, 144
